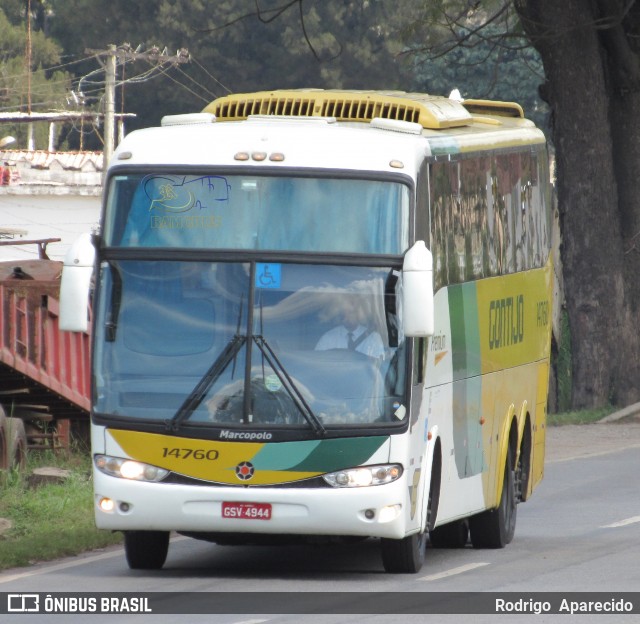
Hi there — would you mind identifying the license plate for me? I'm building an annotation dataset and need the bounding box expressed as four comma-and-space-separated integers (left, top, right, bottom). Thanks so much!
222, 502, 272, 520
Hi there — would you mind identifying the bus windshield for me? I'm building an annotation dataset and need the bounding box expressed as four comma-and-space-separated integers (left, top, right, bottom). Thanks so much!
93, 260, 408, 431
103, 174, 410, 255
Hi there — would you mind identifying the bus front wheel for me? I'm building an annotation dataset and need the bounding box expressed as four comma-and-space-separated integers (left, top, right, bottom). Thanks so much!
380, 531, 427, 573
124, 531, 170, 570
469, 450, 517, 548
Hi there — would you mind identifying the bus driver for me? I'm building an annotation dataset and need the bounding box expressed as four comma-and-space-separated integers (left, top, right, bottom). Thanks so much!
315, 297, 385, 359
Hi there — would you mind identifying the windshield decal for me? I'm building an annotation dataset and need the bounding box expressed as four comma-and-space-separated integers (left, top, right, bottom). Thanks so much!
107, 174, 409, 253
256, 263, 281, 289
146, 174, 230, 212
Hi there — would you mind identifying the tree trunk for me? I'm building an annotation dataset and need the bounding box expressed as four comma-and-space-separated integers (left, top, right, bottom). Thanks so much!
516, 0, 633, 408
599, 1, 640, 406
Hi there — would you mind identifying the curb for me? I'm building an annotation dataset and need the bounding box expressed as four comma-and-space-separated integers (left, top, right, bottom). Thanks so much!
598, 401, 640, 423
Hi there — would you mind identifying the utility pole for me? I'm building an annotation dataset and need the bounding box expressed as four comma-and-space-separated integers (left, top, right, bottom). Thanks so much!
85, 44, 190, 180
103, 44, 117, 174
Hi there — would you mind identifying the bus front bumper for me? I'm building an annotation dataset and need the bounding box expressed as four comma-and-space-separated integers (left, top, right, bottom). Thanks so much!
93, 470, 412, 540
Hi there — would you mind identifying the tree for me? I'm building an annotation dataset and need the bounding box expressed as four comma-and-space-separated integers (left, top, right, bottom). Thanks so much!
408, 21, 548, 132
46, 0, 416, 138
513, 0, 640, 409
403, 0, 640, 409
0, 5, 70, 148
47, 0, 189, 147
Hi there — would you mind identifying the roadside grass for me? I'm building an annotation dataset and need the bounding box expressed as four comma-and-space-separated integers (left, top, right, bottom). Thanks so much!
547, 406, 616, 426
0, 450, 121, 572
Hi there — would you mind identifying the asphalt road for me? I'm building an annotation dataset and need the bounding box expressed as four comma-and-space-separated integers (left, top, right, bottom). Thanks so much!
1, 421, 639, 624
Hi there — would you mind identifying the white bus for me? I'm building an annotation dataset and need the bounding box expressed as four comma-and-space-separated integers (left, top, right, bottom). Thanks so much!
61, 90, 553, 573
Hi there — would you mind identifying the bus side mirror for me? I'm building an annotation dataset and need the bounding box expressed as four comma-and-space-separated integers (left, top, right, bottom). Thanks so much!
402, 240, 434, 337
59, 233, 95, 332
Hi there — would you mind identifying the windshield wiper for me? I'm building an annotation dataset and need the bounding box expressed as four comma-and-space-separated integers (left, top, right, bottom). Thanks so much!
167, 334, 246, 432
253, 335, 326, 436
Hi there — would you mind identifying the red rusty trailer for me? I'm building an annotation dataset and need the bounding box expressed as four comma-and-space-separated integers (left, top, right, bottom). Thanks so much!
0, 258, 90, 469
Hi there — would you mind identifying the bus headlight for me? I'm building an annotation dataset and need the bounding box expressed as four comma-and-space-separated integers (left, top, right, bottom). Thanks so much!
94, 454, 169, 482
322, 464, 403, 488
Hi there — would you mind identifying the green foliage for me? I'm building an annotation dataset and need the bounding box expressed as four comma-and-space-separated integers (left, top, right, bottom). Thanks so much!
547, 407, 615, 426
0, 0, 28, 26
406, 11, 549, 131
0, 452, 121, 571
45, 0, 417, 140
1, 1, 548, 146
0, 7, 72, 149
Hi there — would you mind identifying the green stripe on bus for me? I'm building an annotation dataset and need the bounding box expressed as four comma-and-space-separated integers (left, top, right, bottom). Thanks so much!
449, 283, 480, 381
449, 283, 485, 478
251, 440, 322, 471
288, 436, 388, 472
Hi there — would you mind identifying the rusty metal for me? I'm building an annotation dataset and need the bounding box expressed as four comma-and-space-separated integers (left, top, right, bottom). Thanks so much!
0, 258, 91, 424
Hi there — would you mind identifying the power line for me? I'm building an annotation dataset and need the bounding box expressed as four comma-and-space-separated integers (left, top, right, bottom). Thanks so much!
190, 56, 233, 95
0, 53, 106, 84
160, 68, 212, 104
1, 43, 233, 152
83, 44, 190, 174
2, 47, 229, 112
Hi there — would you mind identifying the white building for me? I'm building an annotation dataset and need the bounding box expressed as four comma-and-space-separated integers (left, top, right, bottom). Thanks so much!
0, 149, 102, 262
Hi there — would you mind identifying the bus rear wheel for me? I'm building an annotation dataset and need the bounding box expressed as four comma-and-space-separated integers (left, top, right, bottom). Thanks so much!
469, 451, 517, 549
124, 531, 170, 570
380, 531, 427, 573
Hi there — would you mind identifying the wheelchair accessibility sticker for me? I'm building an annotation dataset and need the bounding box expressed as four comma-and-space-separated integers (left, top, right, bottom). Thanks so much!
256, 263, 281, 289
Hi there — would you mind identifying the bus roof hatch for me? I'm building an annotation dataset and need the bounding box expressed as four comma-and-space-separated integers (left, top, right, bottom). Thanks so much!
203, 89, 476, 130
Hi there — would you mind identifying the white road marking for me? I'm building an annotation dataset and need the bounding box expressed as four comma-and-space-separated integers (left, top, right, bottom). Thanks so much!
0, 548, 124, 584
600, 515, 640, 529
232, 620, 270, 624
0, 535, 188, 584
546, 442, 640, 464
418, 561, 489, 581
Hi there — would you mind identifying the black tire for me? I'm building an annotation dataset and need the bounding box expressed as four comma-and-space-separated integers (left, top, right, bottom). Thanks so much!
124, 531, 170, 570
515, 433, 531, 502
5, 418, 27, 471
429, 519, 469, 548
381, 531, 427, 573
469, 450, 517, 548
